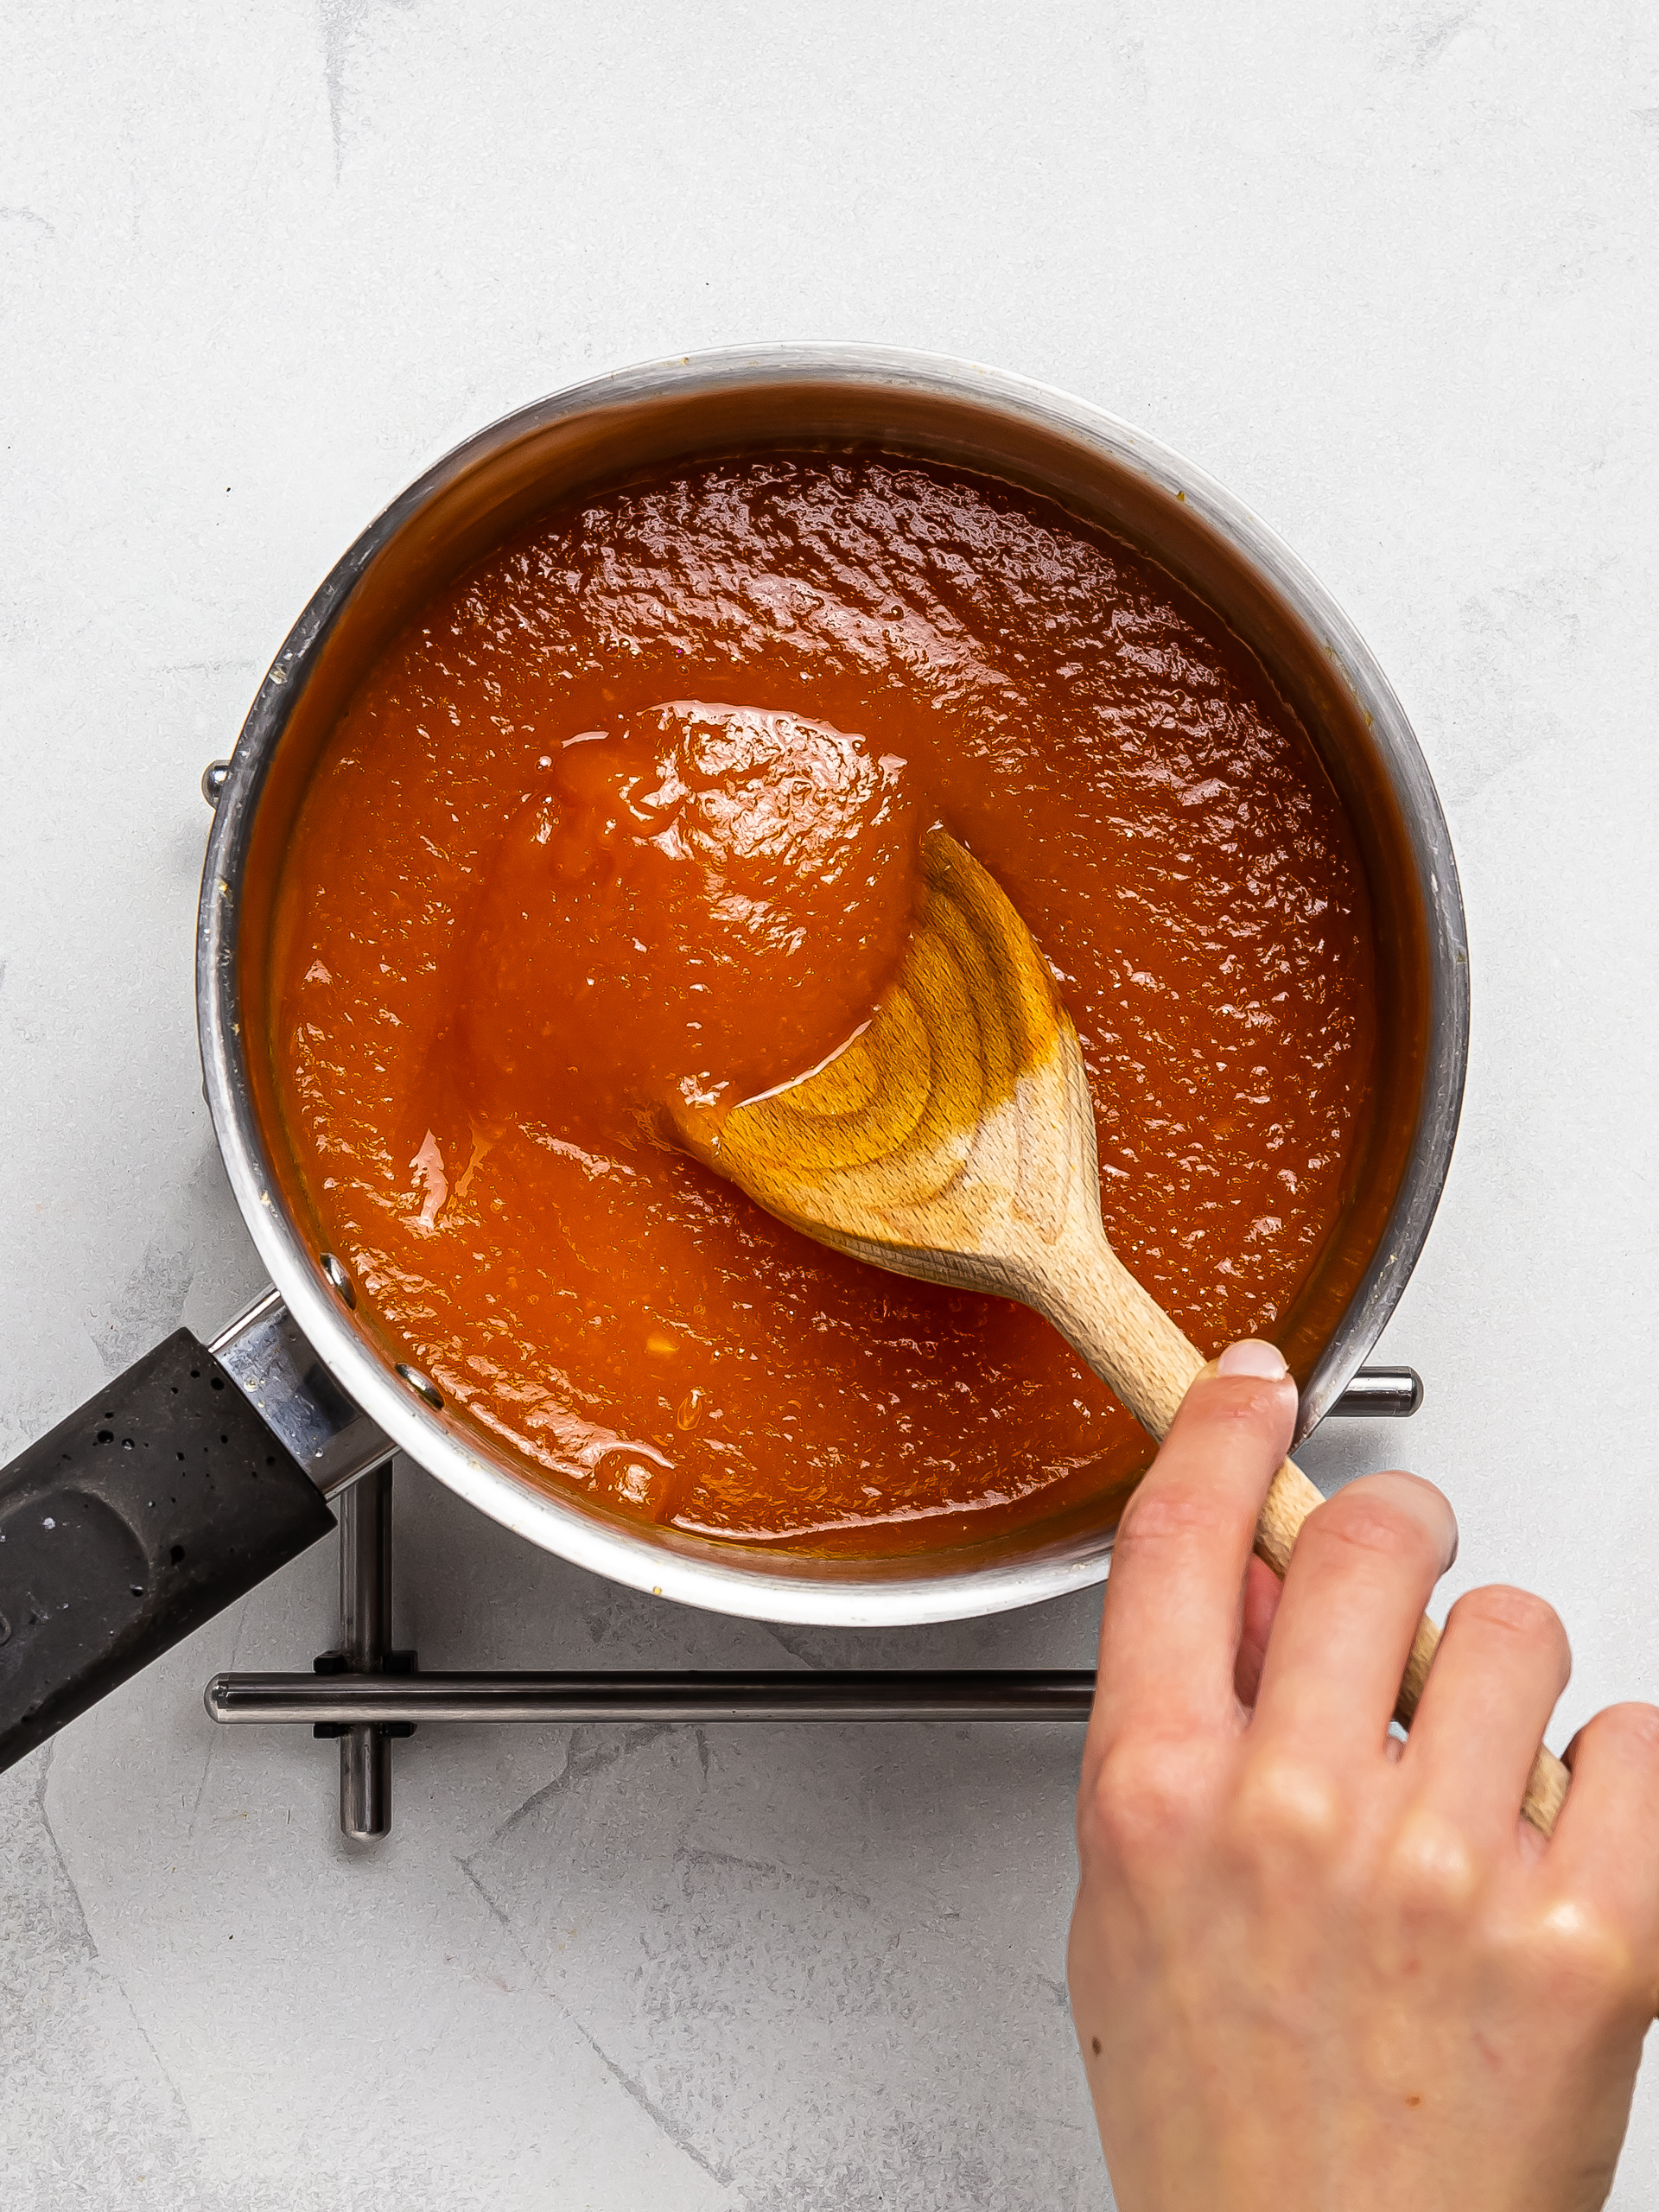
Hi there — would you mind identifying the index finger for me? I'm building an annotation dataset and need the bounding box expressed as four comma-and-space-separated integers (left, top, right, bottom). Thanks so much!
1086, 1341, 1298, 1765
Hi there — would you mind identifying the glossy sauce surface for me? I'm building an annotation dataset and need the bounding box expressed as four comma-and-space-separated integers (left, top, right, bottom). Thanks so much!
270, 454, 1376, 1554
465, 699, 919, 1128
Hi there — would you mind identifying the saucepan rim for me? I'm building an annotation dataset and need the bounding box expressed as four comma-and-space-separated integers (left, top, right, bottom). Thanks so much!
198, 342, 1468, 1627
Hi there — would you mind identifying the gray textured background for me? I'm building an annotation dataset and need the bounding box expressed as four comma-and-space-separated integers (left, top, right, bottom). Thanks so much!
3, 3, 1657, 2205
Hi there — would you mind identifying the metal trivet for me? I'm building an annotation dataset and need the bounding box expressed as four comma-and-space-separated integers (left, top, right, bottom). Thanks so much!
205, 1368, 1421, 1839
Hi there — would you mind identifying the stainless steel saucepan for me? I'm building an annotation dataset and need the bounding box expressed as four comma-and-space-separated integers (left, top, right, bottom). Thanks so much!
0, 346, 1466, 1774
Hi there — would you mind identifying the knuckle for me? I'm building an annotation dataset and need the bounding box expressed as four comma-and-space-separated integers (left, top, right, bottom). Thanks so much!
1172, 1373, 1291, 1452
1112, 1484, 1217, 1560
1230, 1750, 1346, 1861
1383, 1807, 1483, 1921
1300, 1493, 1430, 1570
1504, 1897, 1641, 2012
1292, 1471, 1457, 1582
1205, 1374, 1293, 1428
1080, 1736, 1211, 1871
1574, 1700, 1659, 1768
1451, 1583, 1567, 1660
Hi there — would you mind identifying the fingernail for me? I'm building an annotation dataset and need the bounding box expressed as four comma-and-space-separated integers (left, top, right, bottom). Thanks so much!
1217, 1338, 1288, 1381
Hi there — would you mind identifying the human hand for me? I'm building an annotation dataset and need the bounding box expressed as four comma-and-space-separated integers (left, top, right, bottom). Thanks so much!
1069, 1339, 1659, 2212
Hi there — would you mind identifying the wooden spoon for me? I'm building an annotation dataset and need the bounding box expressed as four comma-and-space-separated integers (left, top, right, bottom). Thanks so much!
670, 826, 1569, 1836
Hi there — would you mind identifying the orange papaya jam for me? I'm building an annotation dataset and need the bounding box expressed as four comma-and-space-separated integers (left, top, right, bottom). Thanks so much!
268, 453, 1376, 1554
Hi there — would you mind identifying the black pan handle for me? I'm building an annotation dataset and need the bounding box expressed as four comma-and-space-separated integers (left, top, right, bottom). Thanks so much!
0, 1329, 337, 1773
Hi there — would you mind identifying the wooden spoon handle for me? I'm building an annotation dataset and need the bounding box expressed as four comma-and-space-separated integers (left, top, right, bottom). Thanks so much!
1036, 1230, 1570, 1836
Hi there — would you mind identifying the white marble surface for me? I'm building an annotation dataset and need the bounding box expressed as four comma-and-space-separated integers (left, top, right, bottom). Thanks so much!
3, 3, 1657, 2203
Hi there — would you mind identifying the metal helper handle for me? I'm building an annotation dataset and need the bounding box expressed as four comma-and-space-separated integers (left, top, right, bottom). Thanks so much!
1322, 1366, 1422, 1418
